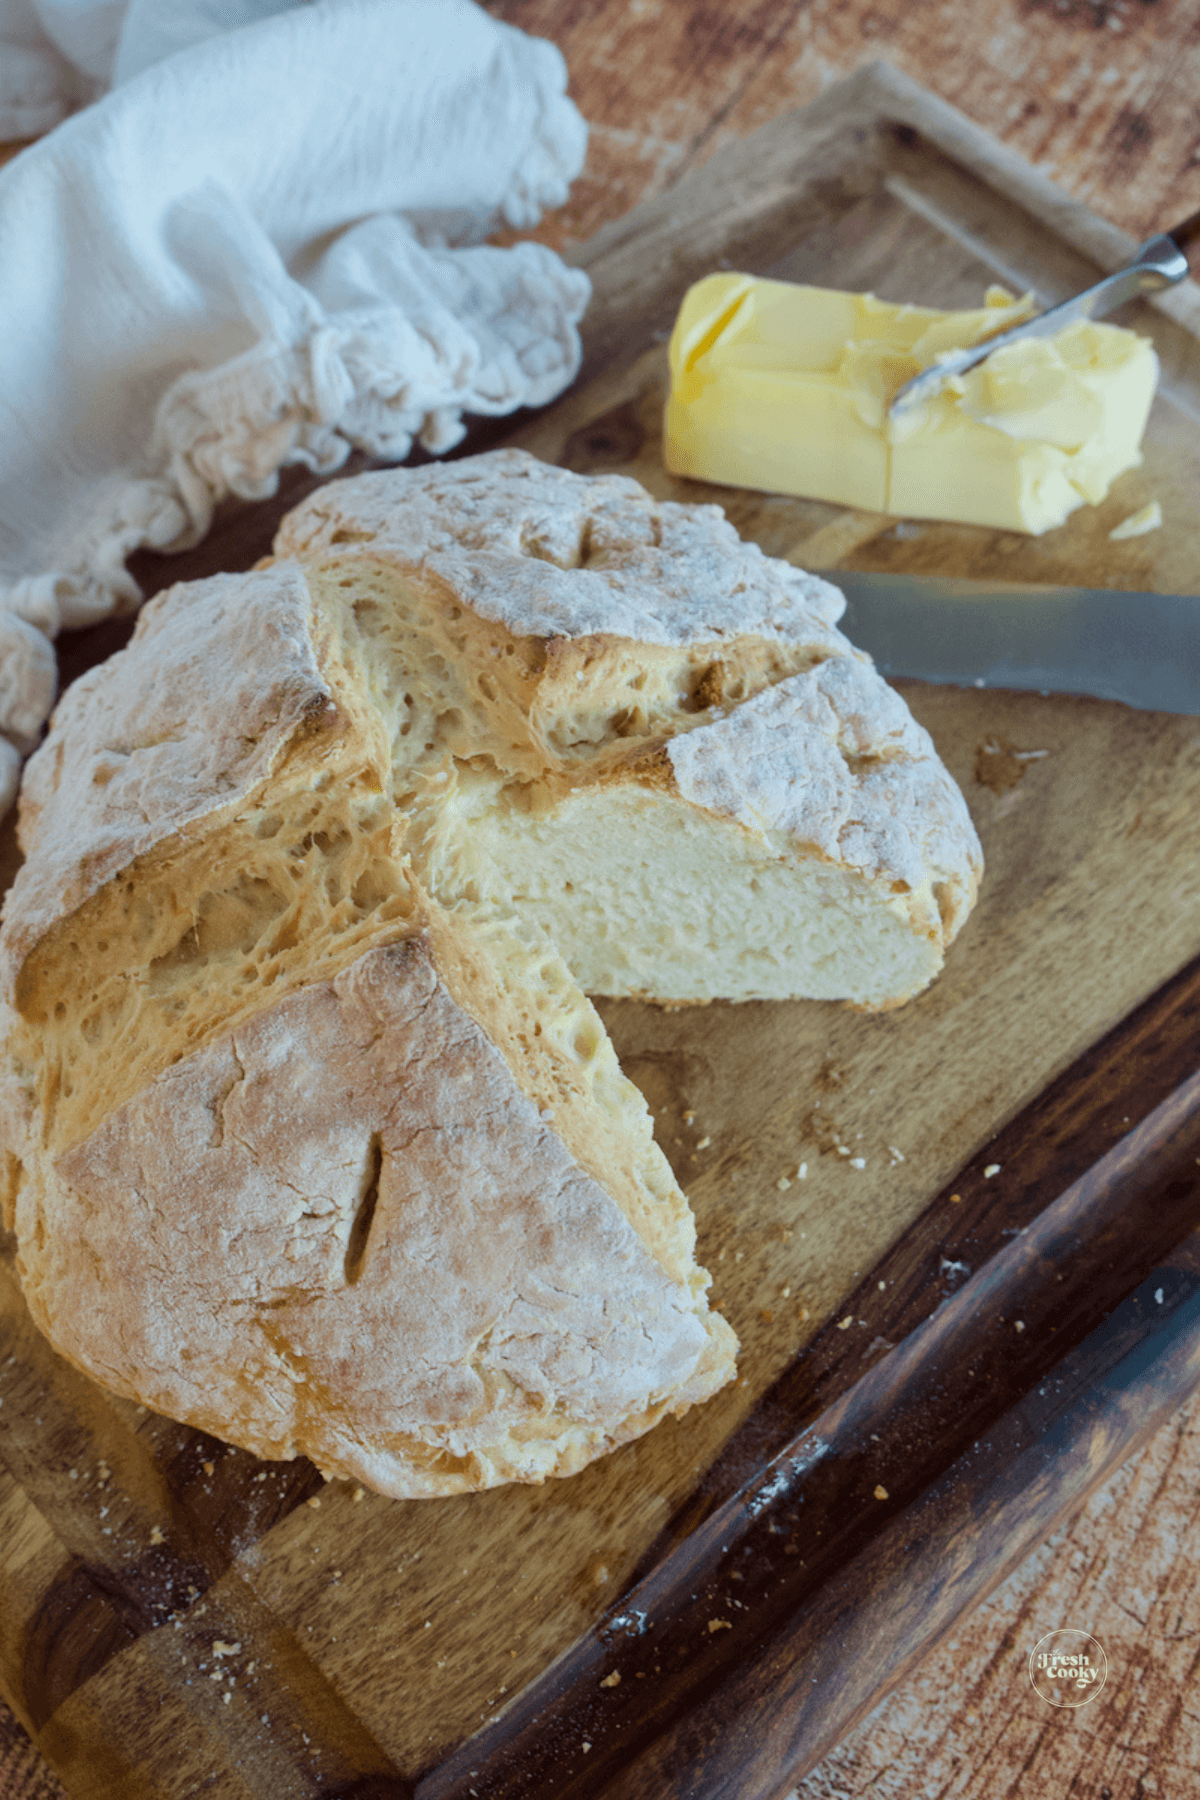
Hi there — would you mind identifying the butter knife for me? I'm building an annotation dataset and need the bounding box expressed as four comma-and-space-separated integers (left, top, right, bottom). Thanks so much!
833, 571, 1200, 716
888, 208, 1200, 420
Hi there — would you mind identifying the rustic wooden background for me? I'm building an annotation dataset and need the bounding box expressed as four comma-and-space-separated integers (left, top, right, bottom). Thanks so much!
3, 1, 1200, 1796
482, 0, 1200, 252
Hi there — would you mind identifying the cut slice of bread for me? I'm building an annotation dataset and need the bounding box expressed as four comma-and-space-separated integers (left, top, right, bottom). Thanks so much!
0, 449, 982, 1496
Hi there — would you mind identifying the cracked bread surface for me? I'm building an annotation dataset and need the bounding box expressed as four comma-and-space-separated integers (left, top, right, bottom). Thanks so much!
0, 447, 982, 1495
2, 560, 345, 988
36, 934, 731, 1497
274, 448, 850, 647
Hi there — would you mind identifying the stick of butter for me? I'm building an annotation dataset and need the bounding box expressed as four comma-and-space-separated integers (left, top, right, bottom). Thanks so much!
664, 273, 1159, 535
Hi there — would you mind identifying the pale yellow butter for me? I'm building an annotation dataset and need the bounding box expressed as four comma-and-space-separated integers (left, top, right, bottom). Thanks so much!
1109, 499, 1163, 539
664, 272, 1159, 535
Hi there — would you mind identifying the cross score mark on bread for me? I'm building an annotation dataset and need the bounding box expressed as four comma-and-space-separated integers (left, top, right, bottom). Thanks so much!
0, 451, 981, 1497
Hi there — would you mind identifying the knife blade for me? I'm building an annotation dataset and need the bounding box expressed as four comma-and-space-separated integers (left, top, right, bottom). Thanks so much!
887, 207, 1200, 420
831, 571, 1200, 716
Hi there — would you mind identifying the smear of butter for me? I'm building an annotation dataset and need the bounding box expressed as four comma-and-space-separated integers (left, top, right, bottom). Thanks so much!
1108, 499, 1163, 539
664, 273, 1159, 536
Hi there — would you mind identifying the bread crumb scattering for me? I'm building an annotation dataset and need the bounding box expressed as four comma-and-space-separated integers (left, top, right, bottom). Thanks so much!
0, 449, 983, 1500
600, 1671, 621, 1687
874, 1485, 889, 1500
708, 1619, 732, 1633
984, 1163, 1001, 1178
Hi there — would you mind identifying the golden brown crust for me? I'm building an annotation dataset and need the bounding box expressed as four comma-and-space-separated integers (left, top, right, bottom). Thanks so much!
0, 448, 985, 1497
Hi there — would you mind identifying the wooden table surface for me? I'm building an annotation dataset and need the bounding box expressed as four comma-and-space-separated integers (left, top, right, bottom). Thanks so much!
3, 3, 1200, 1797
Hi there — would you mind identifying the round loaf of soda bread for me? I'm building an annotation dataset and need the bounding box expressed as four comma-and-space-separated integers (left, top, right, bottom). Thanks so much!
0, 450, 981, 1497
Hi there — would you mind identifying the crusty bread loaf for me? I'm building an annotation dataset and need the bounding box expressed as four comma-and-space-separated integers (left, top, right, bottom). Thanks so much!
0, 449, 981, 1496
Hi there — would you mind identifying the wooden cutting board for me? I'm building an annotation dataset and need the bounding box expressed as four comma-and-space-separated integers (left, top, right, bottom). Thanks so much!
2, 63, 1200, 1800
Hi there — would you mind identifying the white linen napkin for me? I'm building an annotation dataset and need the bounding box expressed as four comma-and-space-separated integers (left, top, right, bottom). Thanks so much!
0, 0, 590, 815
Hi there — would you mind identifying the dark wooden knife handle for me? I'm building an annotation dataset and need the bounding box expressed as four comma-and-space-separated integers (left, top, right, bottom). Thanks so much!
1169, 206, 1200, 268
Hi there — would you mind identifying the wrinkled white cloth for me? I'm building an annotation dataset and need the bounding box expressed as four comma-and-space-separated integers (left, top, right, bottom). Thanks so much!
0, 0, 590, 813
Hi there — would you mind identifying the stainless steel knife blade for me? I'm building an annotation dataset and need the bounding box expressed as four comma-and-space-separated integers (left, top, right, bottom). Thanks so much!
830, 571, 1200, 716
887, 206, 1200, 420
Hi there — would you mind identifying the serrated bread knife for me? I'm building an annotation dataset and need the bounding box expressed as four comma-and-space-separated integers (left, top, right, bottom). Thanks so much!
831, 571, 1200, 716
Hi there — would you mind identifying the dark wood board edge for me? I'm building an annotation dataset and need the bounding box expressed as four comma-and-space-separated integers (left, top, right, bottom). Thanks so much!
599, 1242, 1200, 1800
412, 988, 1200, 1798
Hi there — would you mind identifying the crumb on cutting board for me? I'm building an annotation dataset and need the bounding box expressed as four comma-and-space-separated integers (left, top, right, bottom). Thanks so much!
1109, 499, 1162, 539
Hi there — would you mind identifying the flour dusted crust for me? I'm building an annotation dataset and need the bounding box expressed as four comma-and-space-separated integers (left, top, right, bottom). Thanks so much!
666, 655, 978, 947
3, 561, 341, 985
39, 938, 728, 1496
274, 449, 849, 647
0, 449, 982, 1496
